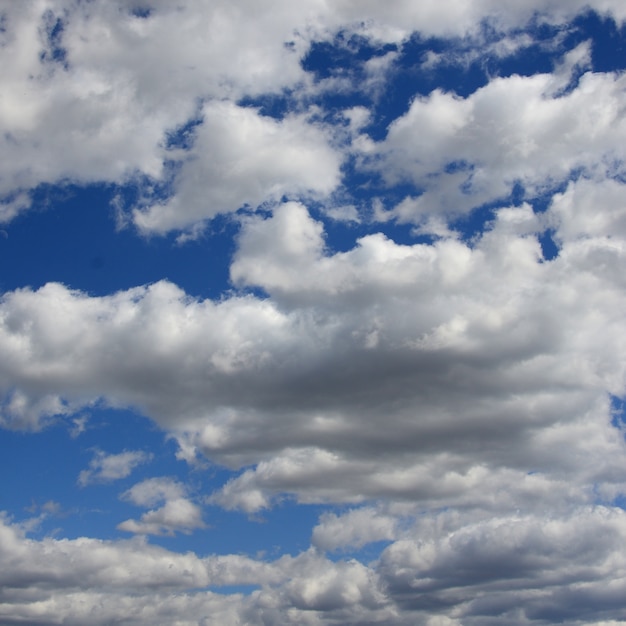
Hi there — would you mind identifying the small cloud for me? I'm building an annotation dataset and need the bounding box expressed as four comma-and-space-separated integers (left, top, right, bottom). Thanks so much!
41, 500, 62, 515
118, 477, 205, 536
25, 499, 62, 516
68, 414, 89, 438
120, 476, 185, 507
323, 204, 360, 223
78, 450, 152, 487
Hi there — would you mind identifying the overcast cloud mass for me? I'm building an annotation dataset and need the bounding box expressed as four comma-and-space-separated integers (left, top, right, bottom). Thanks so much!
1, 1, 626, 624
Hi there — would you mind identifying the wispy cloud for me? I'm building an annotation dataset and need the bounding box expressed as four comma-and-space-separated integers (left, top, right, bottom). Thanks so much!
78, 450, 152, 487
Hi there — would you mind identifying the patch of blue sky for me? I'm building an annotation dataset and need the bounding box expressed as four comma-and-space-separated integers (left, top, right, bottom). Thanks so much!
201, 501, 328, 558
0, 393, 331, 557
39, 9, 68, 69
0, 185, 238, 300
611, 395, 626, 430
574, 10, 626, 72
164, 112, 205, 151
1, 408, 170, 536
129, 6, 153, 20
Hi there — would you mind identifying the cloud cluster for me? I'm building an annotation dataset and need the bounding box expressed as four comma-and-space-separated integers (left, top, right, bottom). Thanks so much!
2, 505, 626, 624
132, 102, 342, 234
360, 68, 626, 223
2, 180, 626, 516
2, 2, 626, 624
2, 0, 626, 231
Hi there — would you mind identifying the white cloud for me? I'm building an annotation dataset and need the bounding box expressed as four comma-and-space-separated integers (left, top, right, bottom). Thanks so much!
0, 513, 391, 625
2, 194, 626, 516
3, 506, 626, 624
361, 70, 626, 224
132, 102, 343, 234
78, 449, 151, 486
118, 477, 205, 536
0, 0, 321, 225
121, 476, 186, 507
377, 506, 626, 624
1, 1, 625, 232
312, 506, 398, 551
547, 177, 626, 244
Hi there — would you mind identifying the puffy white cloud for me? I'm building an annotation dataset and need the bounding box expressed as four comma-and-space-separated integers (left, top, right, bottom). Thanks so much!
0, 0, 326, 227
312, 506, 398, 551
2, 194, 626, 515
118, 477, 205, 536
547, 177, 626, 244
0, 513, 391, 625
3, 506, 626, 624
361, 70, 626, 224
122, 476, 186, 507
377, 506, 626, 624
132, 102, 343, 234
328, 0, 626, 40
77, 449, 151, 486
1, 1, 625, 232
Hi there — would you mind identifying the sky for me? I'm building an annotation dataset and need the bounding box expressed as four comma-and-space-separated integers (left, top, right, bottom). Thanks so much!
1, 1, 626, 624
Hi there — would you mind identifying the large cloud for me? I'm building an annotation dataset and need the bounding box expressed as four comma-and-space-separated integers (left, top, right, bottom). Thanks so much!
0, 0, 328, 224
2, 184, 626, 514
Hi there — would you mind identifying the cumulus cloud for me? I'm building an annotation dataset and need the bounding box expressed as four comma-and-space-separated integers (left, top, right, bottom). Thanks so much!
2, 2, 626, 624
377, 506, 626, 624
0, 513, 390, 625
3, 506, 626, 624
132, 102, 343, 234
312, 506, 398, 551
360, 70, 626, 224
77, 449, 151, 486
1, 0, 625, 232
2, 194, 626, 516
0, 0, 316, 204
118, 477, 205, 536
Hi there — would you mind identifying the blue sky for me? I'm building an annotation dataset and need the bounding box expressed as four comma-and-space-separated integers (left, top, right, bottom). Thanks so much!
2, 2, 626, 624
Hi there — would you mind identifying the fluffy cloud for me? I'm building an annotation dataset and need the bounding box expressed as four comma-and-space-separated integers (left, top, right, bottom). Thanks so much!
0, 0, 323, 226
132, 102, 342, 234
312, 506, 398, 551
118, 477, 205, 536
2, 1, 626, 231
2, 3, 626, 624
77, 449, 151, 486
2, 506, 626, 625
2, 190, 626, 515
0, 513, 389, 625
377, 506, 626, 624
360, 69, 626, 224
